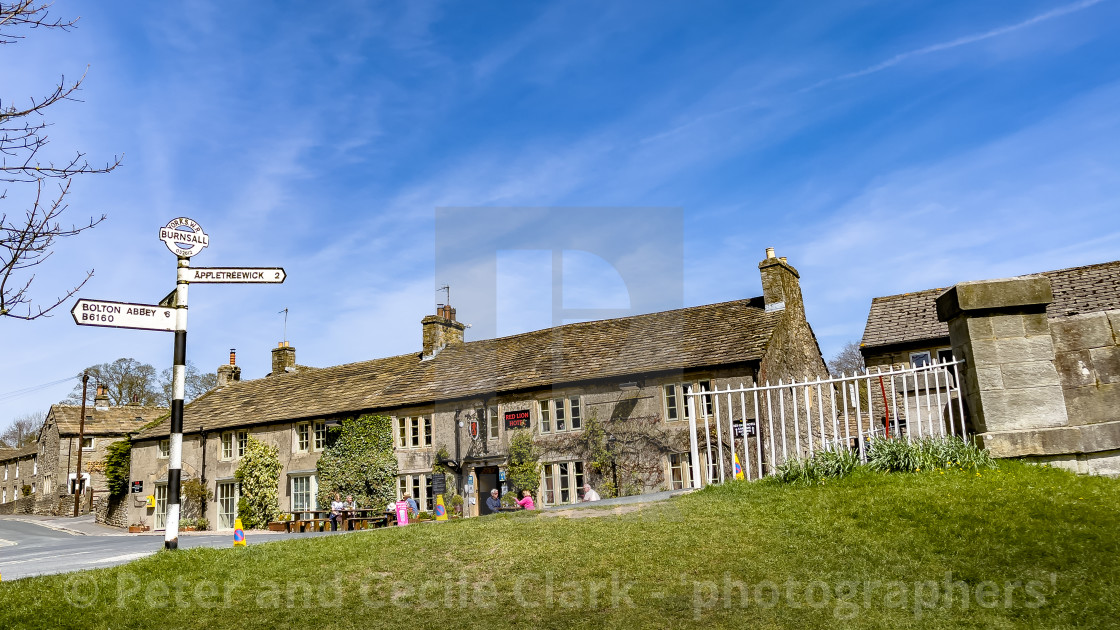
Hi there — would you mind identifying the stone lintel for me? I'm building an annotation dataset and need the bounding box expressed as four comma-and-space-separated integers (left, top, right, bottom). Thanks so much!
936, 276, 1053, 323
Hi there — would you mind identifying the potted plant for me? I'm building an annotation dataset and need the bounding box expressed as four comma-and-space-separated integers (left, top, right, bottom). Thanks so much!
128, 522, 149, 533
267, 513, 292, 532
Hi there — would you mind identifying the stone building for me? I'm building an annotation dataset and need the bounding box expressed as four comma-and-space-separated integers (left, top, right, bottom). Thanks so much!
0, 443, 38, 508
128, 249, 828, 530
859, 259, 1120, 476
34, 388, 166, 513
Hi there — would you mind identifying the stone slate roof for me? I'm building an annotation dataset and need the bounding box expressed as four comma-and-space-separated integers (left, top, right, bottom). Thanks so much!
861, 260, 1120, 350
0, 443, 38, 463
135, 297, 783, 440
46, 405, 167, 437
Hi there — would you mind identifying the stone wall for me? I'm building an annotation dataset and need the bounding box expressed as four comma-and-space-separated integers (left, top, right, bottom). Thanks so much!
0, 496, 34, 515
94, 494, 128, 528
938, 277, 1120, 476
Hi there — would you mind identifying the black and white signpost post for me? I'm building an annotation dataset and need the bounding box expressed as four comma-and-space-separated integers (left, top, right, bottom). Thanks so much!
72, 217, 285, 550
158, 218, 209, 550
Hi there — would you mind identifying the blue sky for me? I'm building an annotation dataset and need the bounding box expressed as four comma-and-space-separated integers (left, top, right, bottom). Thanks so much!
2, 0, 1119, 424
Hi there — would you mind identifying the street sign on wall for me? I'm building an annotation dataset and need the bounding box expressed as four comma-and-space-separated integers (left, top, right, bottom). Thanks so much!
71, 299, 176, 332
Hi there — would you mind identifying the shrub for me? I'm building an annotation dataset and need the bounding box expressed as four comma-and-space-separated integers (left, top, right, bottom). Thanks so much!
234, 437, 282, 529
315, 414, 397, 510
21, 484, 31, 497
501, 491, 520, 508
506, 431, 540, 495
770, 447, 861, 485
181, 477, 212, 520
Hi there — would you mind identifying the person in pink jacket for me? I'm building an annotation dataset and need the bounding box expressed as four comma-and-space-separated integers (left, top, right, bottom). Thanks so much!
516, 489, 535, 510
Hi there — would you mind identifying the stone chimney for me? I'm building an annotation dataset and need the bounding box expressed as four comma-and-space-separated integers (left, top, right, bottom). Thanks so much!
758, 247, 804, 313
94, 384, 110, 410
217, 348, 242, 387
422, 304, 466, 360
271, 341, 296, 376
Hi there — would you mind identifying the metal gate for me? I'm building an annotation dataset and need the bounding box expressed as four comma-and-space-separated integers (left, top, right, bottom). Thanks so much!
681, 358, 969, 487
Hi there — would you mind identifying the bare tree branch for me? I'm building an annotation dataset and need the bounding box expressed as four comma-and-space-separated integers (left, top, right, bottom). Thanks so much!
0, 1, 118, 320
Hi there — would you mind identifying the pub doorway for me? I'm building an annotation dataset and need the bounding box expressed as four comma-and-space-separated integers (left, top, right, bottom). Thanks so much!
476, 466, 499, 514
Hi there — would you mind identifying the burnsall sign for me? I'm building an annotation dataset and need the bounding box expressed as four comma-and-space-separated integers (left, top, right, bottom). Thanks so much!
158, 217, 209, 258
504, 409, 530, 430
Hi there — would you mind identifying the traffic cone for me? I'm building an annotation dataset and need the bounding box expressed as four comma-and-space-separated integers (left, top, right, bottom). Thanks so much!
233, 518, 246, 547
434, 494, 448, 521
733, 453, 745, 480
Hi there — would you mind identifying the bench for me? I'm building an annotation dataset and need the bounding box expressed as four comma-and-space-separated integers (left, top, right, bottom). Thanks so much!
295, 518, 331, 533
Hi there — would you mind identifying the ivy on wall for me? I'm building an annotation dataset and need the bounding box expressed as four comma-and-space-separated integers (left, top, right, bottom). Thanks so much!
234, 436, 282, 528
315, 414, 397, 510
103, 440, 131, 497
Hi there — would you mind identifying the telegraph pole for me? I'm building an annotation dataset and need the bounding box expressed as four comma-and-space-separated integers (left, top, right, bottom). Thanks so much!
73, 372, 88, 517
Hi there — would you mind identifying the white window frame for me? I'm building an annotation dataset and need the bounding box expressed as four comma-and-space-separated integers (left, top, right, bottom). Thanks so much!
290, 475, 318, 513
154, 483, 168, 529
936, 348, 954, 364
313, 421, 326, 451
32, 457, 37, 476
910, 351, 932, 368
394, 416, 433, 450
669, 453, 694, 490
14, 463, 18, 479
216, 481, 239, 530
221, 432, 235, 461
488, 406, 500, 441
539, 461, 585, 506
237, 430, 248, 457
539, 397, 583, 435
663, 380, 712, 423
158, 439, 170, 459
81, 437, 94, 451
396, 473, 432, 512
295, 422, 311, 453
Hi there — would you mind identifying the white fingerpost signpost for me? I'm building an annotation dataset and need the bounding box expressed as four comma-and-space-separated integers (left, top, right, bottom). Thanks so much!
73, 217, 285, 550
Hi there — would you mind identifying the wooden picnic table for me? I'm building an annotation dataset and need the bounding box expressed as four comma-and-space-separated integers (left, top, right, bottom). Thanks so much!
289, 508, 388, 532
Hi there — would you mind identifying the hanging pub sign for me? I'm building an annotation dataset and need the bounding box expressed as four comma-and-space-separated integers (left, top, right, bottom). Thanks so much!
732, 420, 758, 438
504, 409, 530, 430
469, 419, 479, 440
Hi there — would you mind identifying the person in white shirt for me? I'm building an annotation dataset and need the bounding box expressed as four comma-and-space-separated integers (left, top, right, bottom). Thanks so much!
329, 493, 346, 531
581, 484, 601, 502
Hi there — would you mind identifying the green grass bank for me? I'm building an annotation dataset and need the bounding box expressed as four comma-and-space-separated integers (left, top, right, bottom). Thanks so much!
2, 461, 1117, 629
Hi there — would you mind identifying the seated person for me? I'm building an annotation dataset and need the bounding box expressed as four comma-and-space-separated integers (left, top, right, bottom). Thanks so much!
485, 488, 502, 514
516, 490, 535, 510
328, 492, 345, 531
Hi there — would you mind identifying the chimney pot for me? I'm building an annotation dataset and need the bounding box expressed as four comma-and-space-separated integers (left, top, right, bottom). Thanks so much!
765, 247, 776, 259
229, 349, 236, 366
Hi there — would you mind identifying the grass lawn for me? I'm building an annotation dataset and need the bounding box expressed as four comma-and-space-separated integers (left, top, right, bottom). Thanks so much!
2, 462, 1117, 629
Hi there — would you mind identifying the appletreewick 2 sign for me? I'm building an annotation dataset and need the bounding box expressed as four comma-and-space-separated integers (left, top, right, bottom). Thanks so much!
73, 217, 285, 550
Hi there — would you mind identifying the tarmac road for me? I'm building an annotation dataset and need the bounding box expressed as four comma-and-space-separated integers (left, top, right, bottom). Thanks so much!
0, 515, 333, 581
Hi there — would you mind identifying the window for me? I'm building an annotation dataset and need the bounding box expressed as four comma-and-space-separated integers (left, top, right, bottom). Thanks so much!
81, 437, 94, 450
313, 421, 326, 451
540, 461, 586, 506
4, 463, 7, 480
158, 439, 170, 459
217, 482, 238, 530
936, 348, 954, 365
395, 417, 433, 449
539, 398, 582, 435
296, 423, 310, 452
154, 484, 168, 529
291, 475, 317, 513
663, 380, 712, 422
396, 473, 431, 512
2, 489, 5, 503
669, 453, 694, 490
910, 351, 932, 368
14, 463, 18, 479
237, 431, 248, 457
221, 432, 234, 460
488, 406, 500, 440
32, 457, 36, 476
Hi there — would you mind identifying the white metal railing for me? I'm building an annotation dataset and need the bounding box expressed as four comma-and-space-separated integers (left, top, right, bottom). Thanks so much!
682, 358, 968, 486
